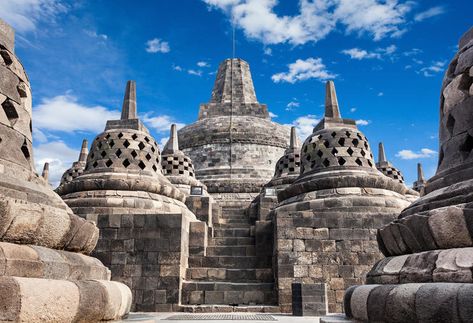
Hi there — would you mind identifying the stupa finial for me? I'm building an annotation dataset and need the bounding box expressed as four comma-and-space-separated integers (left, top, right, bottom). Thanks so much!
78, 139, 88, 162
121, 80, 137, 120
417, 163, 425, 181
378, 142, 387, 163
289, 126, 297, 149
41, 162, 49, 181
325, 81, 341, 119
167, 124, 179, 153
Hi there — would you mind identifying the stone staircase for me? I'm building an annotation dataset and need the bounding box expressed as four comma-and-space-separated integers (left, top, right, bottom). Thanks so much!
181, 208, 277, 311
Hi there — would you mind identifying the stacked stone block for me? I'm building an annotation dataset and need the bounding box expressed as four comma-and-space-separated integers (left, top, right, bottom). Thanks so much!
272, 81, 413, 313
0, 19, 131, 321
292, 283, 328, 316
342, 27, 473, 323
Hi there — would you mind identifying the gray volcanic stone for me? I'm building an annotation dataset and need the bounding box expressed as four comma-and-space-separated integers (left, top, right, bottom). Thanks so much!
385, 284, 421, 323
416, 283, 460, 323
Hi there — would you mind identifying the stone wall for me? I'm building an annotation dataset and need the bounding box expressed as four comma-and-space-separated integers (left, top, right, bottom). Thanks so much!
90, 212, 192, 312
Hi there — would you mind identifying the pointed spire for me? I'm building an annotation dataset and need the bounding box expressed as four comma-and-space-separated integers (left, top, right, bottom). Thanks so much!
289, 126, 298, 149
417, 163, 425, 181
78, 139, 88, 162
121, 80, 137, 120
325, 81, 341, 119
41, 162, 49, 182
378, 142, 387, 163
164, 124, 179, 153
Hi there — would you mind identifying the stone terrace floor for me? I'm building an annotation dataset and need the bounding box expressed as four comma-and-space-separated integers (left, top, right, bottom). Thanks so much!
113, 312, 345, 323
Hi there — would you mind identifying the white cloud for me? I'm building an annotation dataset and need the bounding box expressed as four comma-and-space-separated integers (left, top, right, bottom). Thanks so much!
272, 58, 335, 84
204, 0, 412, 45
173, 65, 183, 71
34, 140, 80, 187
341, 45, 396, 60
0, 0, 67, 33
188, 69, 203, 76
197, 61, 210, 67
143, 114, 185, 133
378, 92, 384, 96
84, 29, 108, 40
268, 111, 278, 118
264, 47, 272, 55
403, 48, 422, 56
286, 114, 320, 141
145, 38, 170, 53
419, 61, 446, 77
355, 119, 370, 126
414, 6, 445, 22
286, 101, 300, 111
33, 94, 120, 133
396, 148, 437, 160
350, 107, 357, 112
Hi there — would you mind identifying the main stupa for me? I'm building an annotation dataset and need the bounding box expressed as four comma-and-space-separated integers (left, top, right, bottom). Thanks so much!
178, 58, 290, 207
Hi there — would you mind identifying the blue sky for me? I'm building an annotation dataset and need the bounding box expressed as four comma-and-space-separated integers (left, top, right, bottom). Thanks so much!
1, 0, 471, 186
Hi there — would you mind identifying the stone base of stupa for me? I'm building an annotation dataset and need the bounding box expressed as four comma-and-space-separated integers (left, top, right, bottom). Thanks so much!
0, 241, 131, 322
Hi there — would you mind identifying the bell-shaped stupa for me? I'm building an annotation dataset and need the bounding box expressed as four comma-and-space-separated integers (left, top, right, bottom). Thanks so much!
0, 19, 131, 321
60, 138, 88, 185
178, 58, 290, 208
272, 81, 413, 313
341, 27, 473, 323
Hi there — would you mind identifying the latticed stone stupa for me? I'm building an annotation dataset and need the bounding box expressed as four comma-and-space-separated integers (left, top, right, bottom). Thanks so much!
178, 58, 290, 208
341, 26, 473, 323
272, 81, 415, 313
57, 81, 200, 312
0, 19, 131, 321
60, 138, 88, 185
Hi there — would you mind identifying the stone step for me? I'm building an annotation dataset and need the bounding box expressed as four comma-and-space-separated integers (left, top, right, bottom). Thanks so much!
218, 218, 250, 224
179, 304, 281, 313
188, 256, 272, 269
182, 281, 276, 306
208, 237, 255, 246
206, 245, 256, 257
186, 268, 273, 282
214, 228, 252, 238
213, 223, 251, 229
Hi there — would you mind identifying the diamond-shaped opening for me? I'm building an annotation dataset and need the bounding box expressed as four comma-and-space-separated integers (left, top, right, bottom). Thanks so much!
156, 158, 160, 163
357, 133, 363, 140
338, 138, 345, 146
360, 149, 366, 157
118, 132, 123, 139
323, 140, 330, 148
190, 172, 194, 177
93, 161, 98, 168
138, 142, 145, 150
131, 150, 138, 158
316, 150, 323, 157
109, 140, 115, 148
132, 134, 138, 140
331, 147, 338, 156
367, 160, 373, 167
179, 170, 184, 174
115, 149, 122, 157
122, 159, 130, 168
152, 165, 158, 172
322, 158, 330, 167
138, 161, 146, 170
123, 139, 130, 148
105, 134, 111, 139
90, 153, 95, 159
331, 131, 337, 138
446, 114, 455, 135
460, 134, 473, 159
338, 157, 346, 165
151, 146, 156, 153
0, 50, 13, 65
144, 136, 150, 143
352, 138, 359, 147
21, 140, 30, 160
101, 150, 107, 158
345, 131, 351, 137
145, 153, 152, 161
364, 142, 369, 150
347, 147, 354, 156
97, 142, 102, 149
355, 158, 363, 166
318, 134, 323, 140
105, 159, 113, 167
306, 154, 311, 161
2, 100, 19, 126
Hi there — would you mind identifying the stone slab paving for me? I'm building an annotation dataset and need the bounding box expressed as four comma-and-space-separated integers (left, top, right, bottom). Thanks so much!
115, 312, 323, 323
